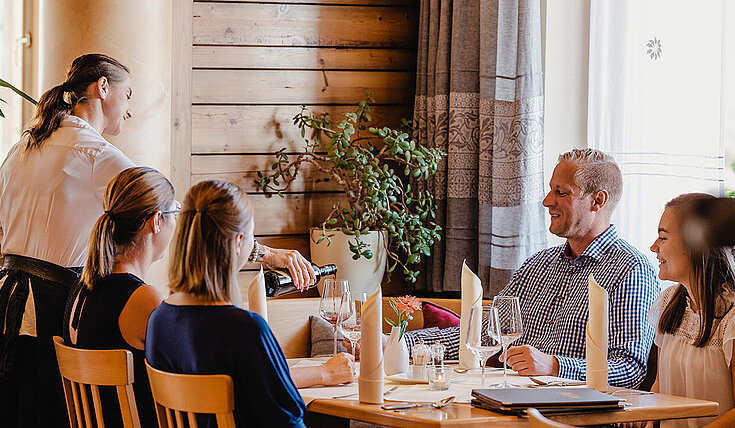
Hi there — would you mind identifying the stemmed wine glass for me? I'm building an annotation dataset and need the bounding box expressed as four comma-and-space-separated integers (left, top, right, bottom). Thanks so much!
464, 305, 502, 389
338, 293, 366, 360
319, 278, 351, 356
492, 296, 523, 387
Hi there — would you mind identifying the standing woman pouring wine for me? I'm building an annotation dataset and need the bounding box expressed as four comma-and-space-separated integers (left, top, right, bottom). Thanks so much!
0, 54, 136, 427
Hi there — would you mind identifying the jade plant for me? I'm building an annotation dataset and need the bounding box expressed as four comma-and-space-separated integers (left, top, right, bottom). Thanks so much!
254, 94, 446, 283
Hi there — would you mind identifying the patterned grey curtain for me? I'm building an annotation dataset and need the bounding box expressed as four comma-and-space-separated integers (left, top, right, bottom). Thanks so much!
413, 0, 547, 295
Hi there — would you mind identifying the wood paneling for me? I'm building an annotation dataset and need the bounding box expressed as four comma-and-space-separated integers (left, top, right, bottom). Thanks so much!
193, 3, 418, 47
197, 0, 418, 6
193, 70, 414, 104
193, 46, 416, 70
191, 105, 412, 154
248, 193, 348, 235
187, 0, 417, 294
171, 0, 194, 200
191, 154, 342, 193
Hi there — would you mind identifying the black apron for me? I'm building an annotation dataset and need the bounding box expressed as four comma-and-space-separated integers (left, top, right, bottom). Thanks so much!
0, 254, 79, 428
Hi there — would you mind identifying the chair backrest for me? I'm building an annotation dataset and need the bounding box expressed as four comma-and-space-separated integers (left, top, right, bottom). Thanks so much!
527, 408, 576, 428
52, 336, 141, 428
145, 360, 236, 428
638, 343, 658, 391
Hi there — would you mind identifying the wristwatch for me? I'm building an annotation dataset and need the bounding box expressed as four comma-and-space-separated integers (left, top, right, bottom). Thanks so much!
248, 239, 266, 262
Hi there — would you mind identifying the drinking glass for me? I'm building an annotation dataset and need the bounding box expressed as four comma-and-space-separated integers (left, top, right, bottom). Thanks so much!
465, 306, 502, 388
492, 296, 523, 387
338, 293, 365, 359
320, 279, 351, 356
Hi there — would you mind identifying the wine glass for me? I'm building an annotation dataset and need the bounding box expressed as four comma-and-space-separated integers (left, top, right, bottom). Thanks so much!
464, 305, 502, 389
492, 296, 523, 387
338, 293, 365, 360
319, 279, 351, 356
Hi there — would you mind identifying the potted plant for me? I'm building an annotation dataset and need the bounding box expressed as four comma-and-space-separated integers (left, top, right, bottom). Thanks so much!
254, 93, 445, 293
0, 78, 36, 118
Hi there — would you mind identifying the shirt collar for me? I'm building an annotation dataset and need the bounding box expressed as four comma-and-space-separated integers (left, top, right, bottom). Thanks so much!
60, 114, 103, 138
562, 225, 618, 262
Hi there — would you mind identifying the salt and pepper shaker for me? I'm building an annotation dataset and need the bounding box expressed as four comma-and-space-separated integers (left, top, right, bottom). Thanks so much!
431, 340, 446, 367
412, 340, 431, 380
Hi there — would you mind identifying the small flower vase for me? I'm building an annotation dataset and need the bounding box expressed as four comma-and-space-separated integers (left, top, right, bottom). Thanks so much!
384, 326, 409, 375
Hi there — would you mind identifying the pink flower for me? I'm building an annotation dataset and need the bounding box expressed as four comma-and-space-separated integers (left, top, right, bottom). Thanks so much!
394, 295, 422, 315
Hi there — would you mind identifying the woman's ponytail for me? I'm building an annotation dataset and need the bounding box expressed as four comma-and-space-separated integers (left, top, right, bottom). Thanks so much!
23, 84, 71, 150
81, 213, 117, 290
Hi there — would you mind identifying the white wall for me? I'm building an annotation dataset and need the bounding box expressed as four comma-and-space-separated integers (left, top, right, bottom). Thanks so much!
542, 0, 591, 247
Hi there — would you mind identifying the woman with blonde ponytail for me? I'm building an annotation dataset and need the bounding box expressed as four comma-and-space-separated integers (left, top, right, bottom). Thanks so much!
0, 53, 135, 427
146, 180, 354, 428
64, 166, 176, 427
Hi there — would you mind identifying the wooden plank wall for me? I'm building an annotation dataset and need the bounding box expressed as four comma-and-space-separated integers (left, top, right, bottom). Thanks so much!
188, 0, 419, 277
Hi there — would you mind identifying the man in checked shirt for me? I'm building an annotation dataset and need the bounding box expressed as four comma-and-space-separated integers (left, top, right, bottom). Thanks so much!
349, 148, 660, 388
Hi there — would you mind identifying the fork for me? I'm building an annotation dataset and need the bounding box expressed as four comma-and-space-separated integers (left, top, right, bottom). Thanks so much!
332, 385, 400, 399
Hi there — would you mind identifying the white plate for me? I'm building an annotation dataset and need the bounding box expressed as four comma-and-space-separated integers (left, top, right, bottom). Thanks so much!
385, 373, 429, 384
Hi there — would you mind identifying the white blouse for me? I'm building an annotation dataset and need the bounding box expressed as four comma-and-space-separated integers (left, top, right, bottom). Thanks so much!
648, 285, 735, 428
0, 115, 134, 335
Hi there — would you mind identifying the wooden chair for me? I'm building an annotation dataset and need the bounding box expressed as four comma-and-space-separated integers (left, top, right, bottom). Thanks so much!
527, 408, 576, 428
145, 361, 236, 428
52, 336, 141, 428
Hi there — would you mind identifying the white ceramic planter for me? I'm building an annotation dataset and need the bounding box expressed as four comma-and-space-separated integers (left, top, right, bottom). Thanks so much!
309, 228, 387, 298
384, 326, 409, 375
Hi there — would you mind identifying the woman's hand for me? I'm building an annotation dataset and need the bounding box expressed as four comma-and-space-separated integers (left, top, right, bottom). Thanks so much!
320, 352, 356, 385
260, 246, 317, 290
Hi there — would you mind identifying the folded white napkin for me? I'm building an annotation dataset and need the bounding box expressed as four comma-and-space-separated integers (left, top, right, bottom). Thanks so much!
248, 266, 268, 322
586, 274, 609, 392
358, 287, 384, 404
459, 261, 483, 369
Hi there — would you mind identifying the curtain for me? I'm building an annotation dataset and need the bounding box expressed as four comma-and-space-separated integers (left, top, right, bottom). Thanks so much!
588, 0, 726, 269
412, 0, 547, 295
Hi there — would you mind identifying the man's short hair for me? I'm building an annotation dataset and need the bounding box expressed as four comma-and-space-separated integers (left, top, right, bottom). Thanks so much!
558, 148, 623, 212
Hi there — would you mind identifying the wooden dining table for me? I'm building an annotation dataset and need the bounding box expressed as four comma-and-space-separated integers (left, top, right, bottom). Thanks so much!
305, 387, 718, 427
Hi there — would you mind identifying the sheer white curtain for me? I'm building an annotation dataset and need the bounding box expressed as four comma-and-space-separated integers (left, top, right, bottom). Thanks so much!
588, 0, 726, 267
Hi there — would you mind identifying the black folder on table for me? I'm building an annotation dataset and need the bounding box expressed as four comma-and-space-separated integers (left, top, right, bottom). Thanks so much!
471, 388, 624, 415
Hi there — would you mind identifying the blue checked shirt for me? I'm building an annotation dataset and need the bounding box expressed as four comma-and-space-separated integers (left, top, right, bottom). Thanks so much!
405, 226, 660, 388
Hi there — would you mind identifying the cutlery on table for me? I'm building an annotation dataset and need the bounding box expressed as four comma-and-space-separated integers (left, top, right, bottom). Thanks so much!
527, 377, 586, 387
332, 385, 399, 399
381, 396, 455, 410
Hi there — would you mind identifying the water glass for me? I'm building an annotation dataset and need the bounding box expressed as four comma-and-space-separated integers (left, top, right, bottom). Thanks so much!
428, 366, 453, 391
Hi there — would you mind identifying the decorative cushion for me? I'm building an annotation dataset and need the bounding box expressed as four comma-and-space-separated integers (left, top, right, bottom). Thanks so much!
421, 301, 461, 329
309, 315, 348, 357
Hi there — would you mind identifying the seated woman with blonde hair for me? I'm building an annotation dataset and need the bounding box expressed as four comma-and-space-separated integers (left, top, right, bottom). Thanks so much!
68, 172, 352, 427
649, 193, 735, 428
145, 180, 352, 427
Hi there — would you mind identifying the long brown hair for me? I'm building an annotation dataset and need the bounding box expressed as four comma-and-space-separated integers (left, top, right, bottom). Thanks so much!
168, 180, 253, 304
23, 53, 129, 150
658, 193, 735, 347
81, 166, 175, 290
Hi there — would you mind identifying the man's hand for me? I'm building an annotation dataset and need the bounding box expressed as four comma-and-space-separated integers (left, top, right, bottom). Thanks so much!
320, 352, 356, 385
500, 345, 559, 376
342, 334, 389, 360
260, 246, 317, 290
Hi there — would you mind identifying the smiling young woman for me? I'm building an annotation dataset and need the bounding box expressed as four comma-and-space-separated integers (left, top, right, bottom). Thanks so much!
649, 193, 735, 428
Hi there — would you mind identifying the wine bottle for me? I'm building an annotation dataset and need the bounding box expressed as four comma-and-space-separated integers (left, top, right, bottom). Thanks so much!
265, 263, 338, 297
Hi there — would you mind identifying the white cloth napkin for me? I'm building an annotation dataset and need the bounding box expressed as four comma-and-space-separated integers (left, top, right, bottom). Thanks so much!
586, 273, 609, 392
459, 261, 483, 369
358, 287, 384, 404
248, 266, 268, 322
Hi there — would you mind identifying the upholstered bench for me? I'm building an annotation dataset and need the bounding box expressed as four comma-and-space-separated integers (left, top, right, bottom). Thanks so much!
263, 297, 467, 358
